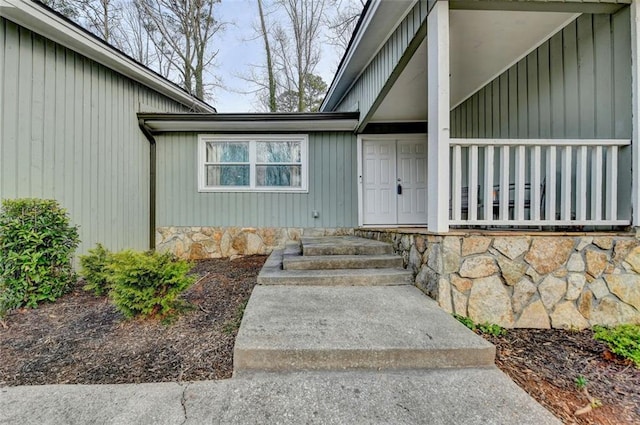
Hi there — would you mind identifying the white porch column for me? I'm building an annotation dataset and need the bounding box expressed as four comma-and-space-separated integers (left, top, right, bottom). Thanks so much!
427, 0, 450, 232
632, 0, 640, 227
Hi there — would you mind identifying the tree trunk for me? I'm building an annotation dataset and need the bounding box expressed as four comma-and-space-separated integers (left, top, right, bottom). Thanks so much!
258, 0, 277, 112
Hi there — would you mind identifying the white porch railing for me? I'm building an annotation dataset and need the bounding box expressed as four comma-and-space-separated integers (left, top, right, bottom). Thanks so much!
449, 139, 632, 227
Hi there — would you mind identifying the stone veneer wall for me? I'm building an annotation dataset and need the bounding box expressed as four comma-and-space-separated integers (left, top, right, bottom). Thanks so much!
355, 230, 640, 329
156, 226, 354, 259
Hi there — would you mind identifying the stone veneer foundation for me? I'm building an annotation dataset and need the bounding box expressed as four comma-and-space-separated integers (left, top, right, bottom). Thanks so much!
355, 229, 640, 329
156, 225, 640, 329
156, 226, 354, 260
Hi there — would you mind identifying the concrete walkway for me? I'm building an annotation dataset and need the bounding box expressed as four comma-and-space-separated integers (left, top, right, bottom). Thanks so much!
0, 236, 561, 424
1, 369, 558, 424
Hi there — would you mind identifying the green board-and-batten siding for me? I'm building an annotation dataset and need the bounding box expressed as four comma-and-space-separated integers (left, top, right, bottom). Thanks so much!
0, 18, 192, 255
450, 9, 631, 140
335, 0, 428, 121
156, 132, 358, 228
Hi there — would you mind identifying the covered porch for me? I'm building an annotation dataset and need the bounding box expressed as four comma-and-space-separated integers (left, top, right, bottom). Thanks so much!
358, 0, 638, 232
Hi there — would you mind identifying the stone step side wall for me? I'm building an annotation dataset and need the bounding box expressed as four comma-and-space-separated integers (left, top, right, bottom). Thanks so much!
355, 230, 640, 329
156, 226, 354, 260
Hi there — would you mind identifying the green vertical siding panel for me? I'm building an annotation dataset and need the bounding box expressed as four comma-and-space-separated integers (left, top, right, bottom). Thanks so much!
31, 35, 45, 198
594, 14, 613, 138
478, 89, 485, 137
538, 43, 552, 138
612, 8, 632, 218
517, 61, 528, 139
156, 132, 358, 228
564, 21, 580, 138
508, 67, 518, 138
491, 80, 500, 138
499, 74, 509, 138
613, 8, 632, 139
527, 52, 540, 138
577, 15, 596, 138
0, 19, 195, 255
53, 45, 66, 202
2, 21, 18, 197
550, 36, 565, 137
17, 26, 32, 195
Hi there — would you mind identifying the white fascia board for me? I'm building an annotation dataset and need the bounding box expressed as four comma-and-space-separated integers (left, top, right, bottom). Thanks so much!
0, 0, 215, 112
143, 119, 360, 133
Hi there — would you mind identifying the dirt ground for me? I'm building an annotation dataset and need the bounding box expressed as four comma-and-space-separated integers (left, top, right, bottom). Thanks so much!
485, 329, 640, 425
0, 256, 266, 385
1, 256, 639, 424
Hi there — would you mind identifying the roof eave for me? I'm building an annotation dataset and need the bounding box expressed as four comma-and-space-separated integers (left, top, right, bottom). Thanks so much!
137, 112, 361, 133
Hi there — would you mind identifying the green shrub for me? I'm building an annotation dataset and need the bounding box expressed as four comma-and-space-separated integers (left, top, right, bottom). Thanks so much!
106, 250, 195, 319
593, 324, 640, 367
454, 314, 476, 330
79, 244, 112, 295
0, 199, 79, 316
477, 322, 507, 337
453, 314, 507, 337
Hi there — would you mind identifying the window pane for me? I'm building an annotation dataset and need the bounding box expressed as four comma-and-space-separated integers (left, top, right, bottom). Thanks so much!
256, 165, 301, 187
256, 141, 301, 163
206, 165, 250, 186
206, 142, 249, 163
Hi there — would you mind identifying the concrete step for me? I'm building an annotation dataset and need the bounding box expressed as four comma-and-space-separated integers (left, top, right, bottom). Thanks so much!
234, 285, 496, 373
282, 254, 403, 270
301, 236, 393, 256
258, 267, 413, 286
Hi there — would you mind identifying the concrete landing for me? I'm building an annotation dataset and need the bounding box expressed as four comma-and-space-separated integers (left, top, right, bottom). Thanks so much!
234, 285, 495, 373
0, 369, 561, 424
302, 236, 393, 256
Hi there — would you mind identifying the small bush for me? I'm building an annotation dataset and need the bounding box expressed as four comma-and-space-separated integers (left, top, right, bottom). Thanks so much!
107, 250, 195, 319
79, 244, 112, 295
0, 199, 79, 316
593, 324, 640, 367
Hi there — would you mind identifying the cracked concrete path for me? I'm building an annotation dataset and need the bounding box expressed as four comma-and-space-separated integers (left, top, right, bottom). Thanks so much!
1, 369, 560, 424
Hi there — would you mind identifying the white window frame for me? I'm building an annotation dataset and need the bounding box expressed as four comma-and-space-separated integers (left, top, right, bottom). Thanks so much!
198, 134, 309, 193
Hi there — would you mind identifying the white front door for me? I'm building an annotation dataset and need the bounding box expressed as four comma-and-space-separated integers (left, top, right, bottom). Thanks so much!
361, 136, 427, 226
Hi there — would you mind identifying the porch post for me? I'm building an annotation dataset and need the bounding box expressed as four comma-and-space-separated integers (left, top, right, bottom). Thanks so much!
632, 0, 640, 228
427, 0, 450, 232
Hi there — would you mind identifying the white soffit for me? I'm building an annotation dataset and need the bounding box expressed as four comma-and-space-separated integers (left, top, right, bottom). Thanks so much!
371, 9, 577, 122
449, 9, 578, 108
372, 38, 428, 122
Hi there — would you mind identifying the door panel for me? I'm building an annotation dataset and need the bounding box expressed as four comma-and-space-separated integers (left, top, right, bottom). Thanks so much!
397, 139, 428, 224
363, 140, 397, 225
362, 137, 427, 226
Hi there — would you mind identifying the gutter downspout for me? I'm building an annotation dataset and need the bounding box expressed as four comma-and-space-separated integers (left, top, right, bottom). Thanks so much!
138, 119, 157, 251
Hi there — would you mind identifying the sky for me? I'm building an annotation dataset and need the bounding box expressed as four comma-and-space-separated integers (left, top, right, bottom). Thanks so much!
211, 0, 348, 112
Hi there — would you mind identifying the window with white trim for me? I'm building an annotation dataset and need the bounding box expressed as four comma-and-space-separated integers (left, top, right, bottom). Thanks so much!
198, 135, 308, 192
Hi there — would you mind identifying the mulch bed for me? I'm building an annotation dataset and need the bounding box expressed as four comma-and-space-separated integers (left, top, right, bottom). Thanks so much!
1, 257, 639, 425
484, 329, 640, 425
0, 255, 266, 386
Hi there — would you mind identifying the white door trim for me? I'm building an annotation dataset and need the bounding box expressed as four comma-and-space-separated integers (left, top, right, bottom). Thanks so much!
357, 133, 427, 227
